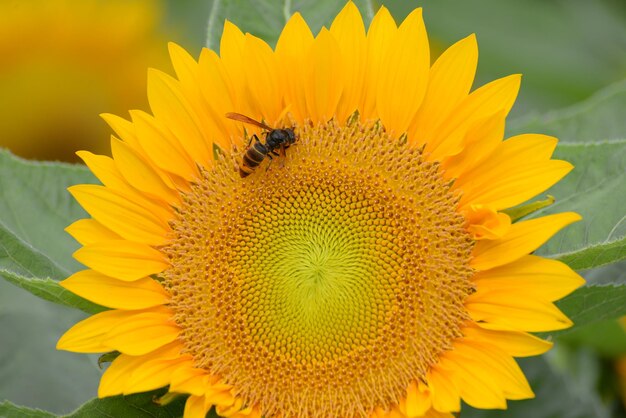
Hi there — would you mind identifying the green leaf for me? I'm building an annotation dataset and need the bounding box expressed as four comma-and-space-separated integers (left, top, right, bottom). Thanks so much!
205, 0, 375, 51
0, 150, 101, 413
0, 149, 96, 278
63, 389, 188, 418
0, 401, 56, 418
509, 79, 626, 142
0, 270, 105, 315
556, 285, 626, 332
558, 319, 626, 357
534, 140, 626, 270
506, 81, 626, 271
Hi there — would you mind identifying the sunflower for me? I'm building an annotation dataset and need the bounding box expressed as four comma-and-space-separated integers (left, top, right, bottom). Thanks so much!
0, 0, 169, 161
57, 3, 584, 418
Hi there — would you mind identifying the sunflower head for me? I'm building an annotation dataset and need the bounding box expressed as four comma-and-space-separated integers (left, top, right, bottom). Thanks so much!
58, 3, 584, 418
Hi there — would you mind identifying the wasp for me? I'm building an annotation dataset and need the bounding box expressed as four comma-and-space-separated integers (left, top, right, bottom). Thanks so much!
226, 112, 297, 178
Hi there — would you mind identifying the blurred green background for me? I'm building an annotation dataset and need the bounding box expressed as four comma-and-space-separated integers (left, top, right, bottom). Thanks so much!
0, 0, 625, 417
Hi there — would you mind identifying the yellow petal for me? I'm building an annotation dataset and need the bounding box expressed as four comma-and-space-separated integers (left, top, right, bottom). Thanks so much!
147, 69, 212, 165
168, 42, 199, 94
98, 341, 183, 397
77, 150, 174, 222
330, 1, 367, 122
98, 353, 136, 397
197, 48, 240, 148
57, 309, 134, 353
461, 160, 573, 210
124, 356, 189, 394
464, 204, 511, 240
100, 113, 141, 152
243, 33, 282, 122
376, 8, 429, 135
60, 270, 169, 309
427, 74, 520, 161
275, 12, 314, 124
65, 219, 120, 246
441, 111, 505, 179
104, 310, 180, 355
472, 212, 582, 270
474, 254, 585, 301
111, 137, 180, 205
463, 324, 553, 357
409, 34, 477, 146
185, 395, 211, 418
170, 367, 210, 396
305, 28, 343, 123
454, 341, 533, 400
361, 6, 397, 119
69, 184, 171, 246
427, 367, 461, 413
405, 380, 431, 417
100, 114, 179, 190
466, 293, 572, 332
130, 109, 198, 181
73, 240, 169, 281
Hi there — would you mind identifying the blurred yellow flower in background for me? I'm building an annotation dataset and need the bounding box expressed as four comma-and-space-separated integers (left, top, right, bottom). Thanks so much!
0, 0, 171, 161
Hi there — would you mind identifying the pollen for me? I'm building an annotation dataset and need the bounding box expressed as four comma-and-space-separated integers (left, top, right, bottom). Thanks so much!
162, 119, 476, 418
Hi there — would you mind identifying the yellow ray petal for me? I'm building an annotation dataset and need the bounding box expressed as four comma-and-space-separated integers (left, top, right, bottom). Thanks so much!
472, 212, 581, 270
124, 356, 189, 394
466, 293, 572, 332
463, 204, 511, 240
185, 395, 211, 418
275, 12, 314, 124
60, 270, 169, 309
330, 2, 366, 122
427, 74, 520, 161
98, 353, 136, 397
104, 310, 180, 355
69, 184, 171, 246
111, 137, 180, 205
130, 109, 198, 181
197, 48, 240, 148
463, 324, 553, 357
65, 219, 120, 245
98, 341, 183, 397
459, 160, 573, 210
305, 28, 344, 123
427, 367, 461, 413
100, 114, 179, 190
73, 240, 169, 281
441, 111, 505, 179
170, 367, 210, 396
376, 8, 429, 135
361, 6, 397, 119
147, 69, 213, 165
453, 341, 533, 400
77, 149, 174, 222
220, 21, 256, 119
243, 33, 282, 123
404, 380, 431, 417
100, 113, 141, 151
57, 309, 142, 353
474, 254, 585, 301
409, 34, 478, 147
438, 352, 507, 409
168, 42, 199, 94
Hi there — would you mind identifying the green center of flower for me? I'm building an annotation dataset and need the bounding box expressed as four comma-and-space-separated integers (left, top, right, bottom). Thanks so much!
163, 119, 475, 418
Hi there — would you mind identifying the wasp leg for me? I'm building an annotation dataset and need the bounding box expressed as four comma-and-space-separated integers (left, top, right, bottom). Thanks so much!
246, 133, 262, 148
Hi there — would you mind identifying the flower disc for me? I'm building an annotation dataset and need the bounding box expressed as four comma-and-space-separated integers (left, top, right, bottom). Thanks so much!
164, 120, 475, 416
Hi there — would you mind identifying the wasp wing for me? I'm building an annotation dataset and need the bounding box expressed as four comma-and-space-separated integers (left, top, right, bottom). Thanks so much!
225, 112, 273, 131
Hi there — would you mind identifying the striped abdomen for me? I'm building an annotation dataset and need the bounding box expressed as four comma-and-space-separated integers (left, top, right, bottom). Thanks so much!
240, 142, 268, 177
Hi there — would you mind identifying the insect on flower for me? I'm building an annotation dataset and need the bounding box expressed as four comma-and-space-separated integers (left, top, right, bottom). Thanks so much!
226, 112, 297, 177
